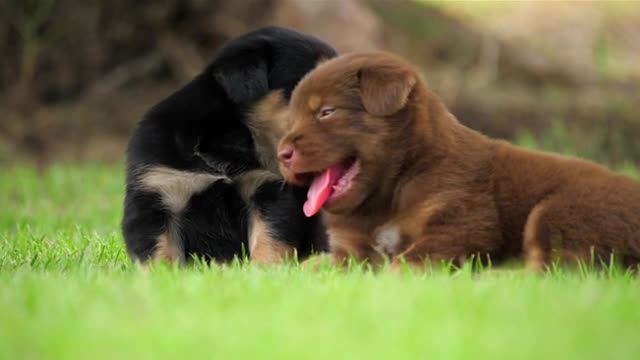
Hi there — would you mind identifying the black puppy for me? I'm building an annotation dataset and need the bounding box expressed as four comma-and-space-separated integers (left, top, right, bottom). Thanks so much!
123, 27, 336, 265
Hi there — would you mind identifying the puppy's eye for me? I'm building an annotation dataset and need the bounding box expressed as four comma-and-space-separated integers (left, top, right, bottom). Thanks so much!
317, 107, 336, 120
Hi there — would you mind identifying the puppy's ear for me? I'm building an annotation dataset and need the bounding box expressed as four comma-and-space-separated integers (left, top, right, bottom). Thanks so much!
358, 66, 416, 116
213, 58, 269, 105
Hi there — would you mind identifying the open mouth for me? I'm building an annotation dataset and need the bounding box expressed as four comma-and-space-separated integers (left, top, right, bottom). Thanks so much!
297, 157, 360, 217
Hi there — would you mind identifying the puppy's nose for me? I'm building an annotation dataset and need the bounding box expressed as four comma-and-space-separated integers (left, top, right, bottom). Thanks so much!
278, 146, 294, 168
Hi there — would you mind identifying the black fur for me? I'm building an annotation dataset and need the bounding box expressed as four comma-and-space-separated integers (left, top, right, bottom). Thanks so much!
123, 26, 335, 263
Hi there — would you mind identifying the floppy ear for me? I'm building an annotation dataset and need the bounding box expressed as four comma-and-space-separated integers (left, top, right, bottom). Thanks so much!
358, 66, 416, 116
213, 58, 269, 105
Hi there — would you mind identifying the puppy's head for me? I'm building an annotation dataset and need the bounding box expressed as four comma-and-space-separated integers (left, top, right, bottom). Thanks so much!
277, 52, 419, 217
210, 27, 337, 173
211, 26, 337, 105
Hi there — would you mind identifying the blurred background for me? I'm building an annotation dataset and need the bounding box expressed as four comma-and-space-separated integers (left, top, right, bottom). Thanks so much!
1, 0, 639, 170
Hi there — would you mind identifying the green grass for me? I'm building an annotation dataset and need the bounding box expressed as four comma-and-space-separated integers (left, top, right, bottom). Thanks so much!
1, 163, 640, 359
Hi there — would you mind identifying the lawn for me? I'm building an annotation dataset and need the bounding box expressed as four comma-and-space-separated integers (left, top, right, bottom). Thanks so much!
1, 163, 639, 360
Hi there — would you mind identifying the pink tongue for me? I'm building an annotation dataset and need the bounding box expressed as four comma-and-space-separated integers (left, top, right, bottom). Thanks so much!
303, 168, 334, 217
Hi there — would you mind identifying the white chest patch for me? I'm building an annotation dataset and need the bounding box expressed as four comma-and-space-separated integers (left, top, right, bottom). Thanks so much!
373, 225, 402, 256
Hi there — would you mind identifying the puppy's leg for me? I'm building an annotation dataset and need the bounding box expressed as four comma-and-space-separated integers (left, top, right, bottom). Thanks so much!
177, 180, 248, 263
301, 253, 347, 271
392, 200, 503, 271
392, 237, 487, 271
522, 200, 555, 271
523, 197, 617, 271
248, 210, 296, 264
123, 189, 184, 265
125, 166, 229, 265
302, 246, 374, 271
237, 171, 301, 264
324, 225, 383, 270
522, 194, 640, 271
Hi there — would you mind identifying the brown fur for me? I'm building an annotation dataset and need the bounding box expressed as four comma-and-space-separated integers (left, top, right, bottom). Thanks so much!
278, 52, 640, 270
248, 91, 291, 174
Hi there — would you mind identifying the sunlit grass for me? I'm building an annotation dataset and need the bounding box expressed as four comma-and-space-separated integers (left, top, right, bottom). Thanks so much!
1, 163, 639, 359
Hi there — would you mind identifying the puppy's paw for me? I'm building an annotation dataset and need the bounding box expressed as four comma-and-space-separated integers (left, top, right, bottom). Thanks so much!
302, 254, 346, 271
251, 240, 296, 266
390, 257, 428, 274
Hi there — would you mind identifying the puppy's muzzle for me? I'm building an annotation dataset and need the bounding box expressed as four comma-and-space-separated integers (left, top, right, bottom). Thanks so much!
278, 145, 294, 169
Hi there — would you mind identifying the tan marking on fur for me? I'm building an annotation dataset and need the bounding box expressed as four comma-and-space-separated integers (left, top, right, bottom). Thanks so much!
248, 91, 290, 174
235, 169, 281, 203
139, 166, 228, 214
249, 213, 295, 264
307, 94, 321, 111
152, 229, 184, 264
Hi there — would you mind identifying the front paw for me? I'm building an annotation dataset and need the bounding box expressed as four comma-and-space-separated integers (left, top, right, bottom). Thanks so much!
390, 257, 428, 273
301, 254, 347, 271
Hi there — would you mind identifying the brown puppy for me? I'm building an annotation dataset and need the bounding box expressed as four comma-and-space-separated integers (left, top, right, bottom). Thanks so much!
276, 51, 640, 270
